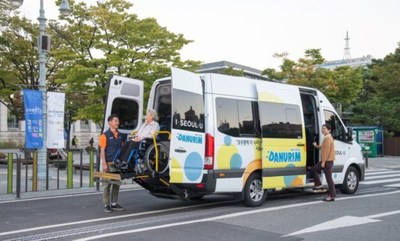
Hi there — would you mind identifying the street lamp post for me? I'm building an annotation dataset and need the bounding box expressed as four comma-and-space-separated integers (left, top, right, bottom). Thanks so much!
12, 0, 71, 179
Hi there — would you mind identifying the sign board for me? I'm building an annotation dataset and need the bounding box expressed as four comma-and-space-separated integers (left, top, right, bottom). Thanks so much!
23, 89, 43, 149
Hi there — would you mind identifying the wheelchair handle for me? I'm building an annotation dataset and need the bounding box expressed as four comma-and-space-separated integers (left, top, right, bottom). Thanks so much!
152, 131, 171, 172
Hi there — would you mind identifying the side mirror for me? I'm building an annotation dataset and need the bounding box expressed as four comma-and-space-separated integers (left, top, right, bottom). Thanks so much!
346, 127, 353, 142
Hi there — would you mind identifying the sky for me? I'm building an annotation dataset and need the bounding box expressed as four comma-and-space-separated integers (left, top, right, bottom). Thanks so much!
17, 0, 400, 70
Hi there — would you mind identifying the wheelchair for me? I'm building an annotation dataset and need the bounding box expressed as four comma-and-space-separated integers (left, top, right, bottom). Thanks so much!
116, 137, 170, 175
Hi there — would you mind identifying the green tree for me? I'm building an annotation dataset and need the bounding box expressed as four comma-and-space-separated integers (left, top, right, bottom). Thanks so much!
332, 66, 363, 109
220, 67, 244, 77
0, 8, 67, 121
263, 49, 363, 109
52, 0, 199, 126
351, 44, 400, 133
0, 0, 199, 129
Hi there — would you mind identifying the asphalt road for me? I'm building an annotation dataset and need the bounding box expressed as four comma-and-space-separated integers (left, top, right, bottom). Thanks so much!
1, 166, 399, 241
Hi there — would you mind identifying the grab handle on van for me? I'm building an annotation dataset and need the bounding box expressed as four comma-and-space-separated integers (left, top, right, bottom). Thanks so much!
175, 148, 187, 153
297, 143, 305, 147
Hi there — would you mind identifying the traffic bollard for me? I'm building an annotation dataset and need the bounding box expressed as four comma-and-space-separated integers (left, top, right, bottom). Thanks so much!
89, 150, 94, 187
16, 154, 21, 198
80, 149, 83, 188
32, 150, 38, 192
7, 153, 13, 194
96, 150, 100, 191
67, 150, 73, 189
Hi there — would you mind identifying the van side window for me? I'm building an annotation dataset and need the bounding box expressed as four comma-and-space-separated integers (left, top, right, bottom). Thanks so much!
216, 98, 239, 137
172, 89, 205, 133
324, 110, 346, 141
111, 98, 139, 130
238, 100, 257, 136
154, 83, 172, 132
216, 98, 259, 138
259, 102, 303, 139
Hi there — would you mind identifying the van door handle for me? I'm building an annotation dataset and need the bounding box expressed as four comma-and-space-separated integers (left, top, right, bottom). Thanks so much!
297, 143, 305, 147
175, 149, 187, 153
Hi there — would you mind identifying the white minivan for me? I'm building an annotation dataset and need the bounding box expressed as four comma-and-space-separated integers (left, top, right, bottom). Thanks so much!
101, 67, 365, 206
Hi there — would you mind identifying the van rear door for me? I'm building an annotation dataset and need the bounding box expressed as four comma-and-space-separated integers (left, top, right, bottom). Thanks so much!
169, 67, 206, 184
257, 82, 307, 189
103, 75, 144, 135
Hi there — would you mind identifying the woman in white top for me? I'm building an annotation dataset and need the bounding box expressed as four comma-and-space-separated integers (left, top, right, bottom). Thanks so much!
133, 109, 160, 142
116, 110, 160, 170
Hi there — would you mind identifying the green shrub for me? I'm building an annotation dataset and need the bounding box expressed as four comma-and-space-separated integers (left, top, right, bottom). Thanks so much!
0, 140, 22, 149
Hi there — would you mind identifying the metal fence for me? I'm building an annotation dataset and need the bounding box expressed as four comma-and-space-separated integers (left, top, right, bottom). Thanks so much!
0, 148, 101, 198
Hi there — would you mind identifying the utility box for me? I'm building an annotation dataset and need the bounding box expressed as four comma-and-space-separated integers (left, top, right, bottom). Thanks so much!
351, 126, 384, 157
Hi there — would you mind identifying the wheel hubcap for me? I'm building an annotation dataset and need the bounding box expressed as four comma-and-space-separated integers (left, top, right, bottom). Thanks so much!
249, 179, 264, 201
347, 171, 357, 190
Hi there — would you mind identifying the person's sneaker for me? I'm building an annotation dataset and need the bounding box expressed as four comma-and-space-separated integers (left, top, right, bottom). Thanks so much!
104, 205, 112, 213
312, 185, 324, 191
111, 203, 125, 211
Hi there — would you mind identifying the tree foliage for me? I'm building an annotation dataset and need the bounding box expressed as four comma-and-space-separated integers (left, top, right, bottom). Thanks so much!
351, 43, 400, 133
0, 0, 199, 128
52, 0, 199, 125
220, 67, 244, 77
0, 3, 66, 121
262, 49, 363, 110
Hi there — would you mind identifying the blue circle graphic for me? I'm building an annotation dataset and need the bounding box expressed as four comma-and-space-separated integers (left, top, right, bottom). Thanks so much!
224, 136, 232, 146
184, 152, 203, 181
230, 153, 242, 169
284, 163, 296, 186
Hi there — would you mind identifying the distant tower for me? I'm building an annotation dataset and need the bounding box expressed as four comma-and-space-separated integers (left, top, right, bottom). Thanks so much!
343, 31, 351, 61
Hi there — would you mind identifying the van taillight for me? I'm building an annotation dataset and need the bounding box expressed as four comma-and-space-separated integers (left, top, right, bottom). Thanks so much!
204, 133, 214, 170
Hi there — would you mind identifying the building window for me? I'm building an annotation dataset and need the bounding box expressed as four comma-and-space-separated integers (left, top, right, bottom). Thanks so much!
80, 120, 90, 131
216, 98, 259, 138
7, 110, 19, 129
259, 102, 302, 139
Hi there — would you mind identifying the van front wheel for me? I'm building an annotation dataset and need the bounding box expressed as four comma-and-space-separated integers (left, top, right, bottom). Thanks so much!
340, 166, 359, 194
243, 173, 267, 207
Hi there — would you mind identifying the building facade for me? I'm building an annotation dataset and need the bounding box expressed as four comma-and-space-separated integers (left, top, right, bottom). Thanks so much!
318, 55, 373, 70
198, 61, 269, 81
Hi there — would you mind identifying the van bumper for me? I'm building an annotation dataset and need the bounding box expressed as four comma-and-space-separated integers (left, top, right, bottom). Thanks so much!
177, 171, 216, 194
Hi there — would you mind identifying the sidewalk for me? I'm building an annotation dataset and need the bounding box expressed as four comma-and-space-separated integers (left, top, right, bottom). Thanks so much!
0, 148, 139, 202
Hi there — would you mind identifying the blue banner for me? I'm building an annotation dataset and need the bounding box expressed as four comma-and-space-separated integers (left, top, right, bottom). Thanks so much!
23, 89, 43, 149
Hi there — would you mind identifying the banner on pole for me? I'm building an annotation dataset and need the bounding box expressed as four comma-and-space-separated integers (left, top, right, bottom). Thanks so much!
47, 92, 65, 148
23, 89, 43, 149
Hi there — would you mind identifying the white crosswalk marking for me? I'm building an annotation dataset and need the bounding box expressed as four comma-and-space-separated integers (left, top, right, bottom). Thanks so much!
365, 174, 400, 180
362, 178, 400, 185
366, 170, 400, 176
362, 169, 400, 186
365, 168, 390, 173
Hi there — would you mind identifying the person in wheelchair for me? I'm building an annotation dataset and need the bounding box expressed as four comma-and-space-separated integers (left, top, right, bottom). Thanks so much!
116, 109, 160, 172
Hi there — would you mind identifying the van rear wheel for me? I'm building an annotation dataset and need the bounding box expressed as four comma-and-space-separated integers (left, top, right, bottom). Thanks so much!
243, 173, 267, 207
340, 166, 359, 194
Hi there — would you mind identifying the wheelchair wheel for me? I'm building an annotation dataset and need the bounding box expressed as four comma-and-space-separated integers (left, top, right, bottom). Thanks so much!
144, 142, 170, 174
